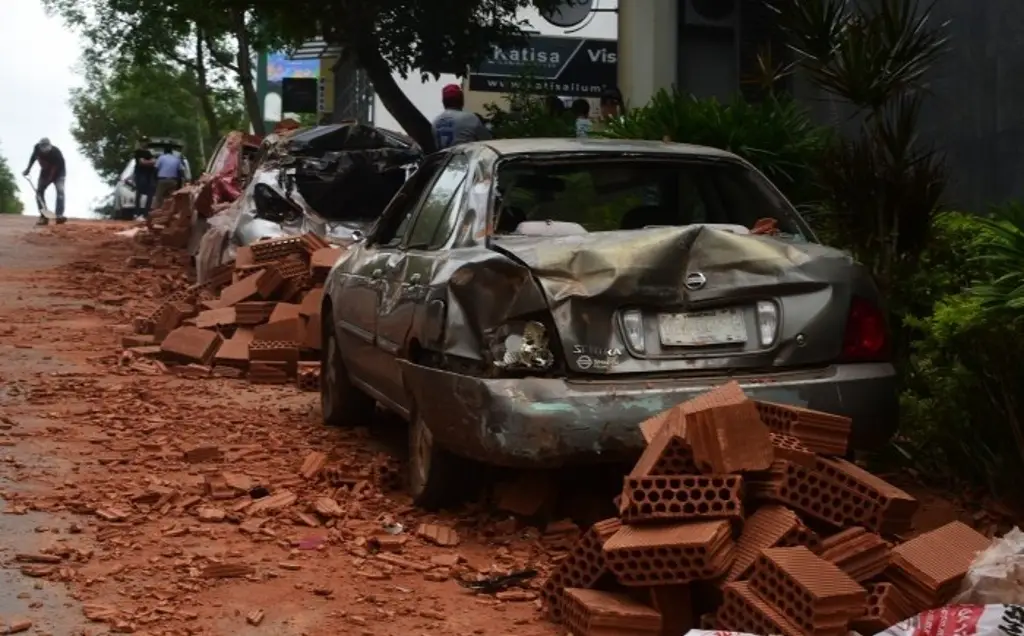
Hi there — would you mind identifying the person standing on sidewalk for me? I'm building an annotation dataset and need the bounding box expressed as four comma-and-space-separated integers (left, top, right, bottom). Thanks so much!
129, 138, 157, 227
23, 138, 66, 225
431, 84, 491, 150
153, 145, 184, 210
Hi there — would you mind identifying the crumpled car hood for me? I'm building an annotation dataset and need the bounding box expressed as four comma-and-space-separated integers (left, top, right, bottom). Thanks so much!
489, 225, 851, 304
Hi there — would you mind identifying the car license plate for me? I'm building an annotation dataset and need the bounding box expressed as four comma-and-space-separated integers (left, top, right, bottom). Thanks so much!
658, 309, 746, 346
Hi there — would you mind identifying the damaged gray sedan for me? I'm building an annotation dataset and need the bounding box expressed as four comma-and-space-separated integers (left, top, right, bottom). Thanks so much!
319, 138, 898, 507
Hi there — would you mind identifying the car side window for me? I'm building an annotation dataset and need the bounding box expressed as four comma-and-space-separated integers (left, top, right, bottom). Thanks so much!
405, 154, 469, 249
372, 157, 446, 247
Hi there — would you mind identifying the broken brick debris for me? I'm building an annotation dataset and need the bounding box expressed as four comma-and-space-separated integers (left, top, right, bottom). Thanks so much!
818, 526, 891, 582
755, 400, 851, 456
299, 451, 327, 480
296, 361, 320, 391
160, 326, 222, 365
541, 383, 990, 636
415, 523, 460, 547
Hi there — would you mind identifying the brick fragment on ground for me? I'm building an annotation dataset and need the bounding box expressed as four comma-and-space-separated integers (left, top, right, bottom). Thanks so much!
299, 451, 328, 480
160, 326, 222, 365
415, 523, 460, 547
540, 518, 621, 623
296, 361, 320, 391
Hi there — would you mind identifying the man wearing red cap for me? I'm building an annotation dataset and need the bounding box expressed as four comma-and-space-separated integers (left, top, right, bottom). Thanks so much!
432, 84, 491, 150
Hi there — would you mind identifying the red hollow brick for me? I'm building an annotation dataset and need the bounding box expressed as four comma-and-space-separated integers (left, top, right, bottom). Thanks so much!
718, 581, 803, 636
725, 505, 802, 582
746, 460, 881, 529
814, 457, 919, 535
160, 326, 222, 365
886, 521, 991, 611
540, 518, 621, 623
818, 527, 891, 582
748, 547, 866, 635
561, 588, 661, 636
618, 475, 743, 524
754, 401, 851, 456
602, 520, 734, 586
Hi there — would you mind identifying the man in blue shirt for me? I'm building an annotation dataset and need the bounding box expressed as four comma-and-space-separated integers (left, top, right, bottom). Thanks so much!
153, 145, 184, 209
431, 84, 491, 150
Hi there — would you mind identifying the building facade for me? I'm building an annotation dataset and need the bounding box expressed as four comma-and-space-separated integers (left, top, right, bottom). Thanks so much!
618, 0, 1024, 210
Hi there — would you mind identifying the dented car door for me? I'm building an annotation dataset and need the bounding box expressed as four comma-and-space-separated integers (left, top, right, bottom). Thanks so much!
374, 153, 471, 412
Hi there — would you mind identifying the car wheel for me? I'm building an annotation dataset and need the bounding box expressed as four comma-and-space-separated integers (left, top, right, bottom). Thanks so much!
408, 410, 466, 510
320, 324, 375, 427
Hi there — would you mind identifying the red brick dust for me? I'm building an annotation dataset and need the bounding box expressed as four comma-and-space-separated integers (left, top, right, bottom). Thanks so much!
0, 221, 561, 635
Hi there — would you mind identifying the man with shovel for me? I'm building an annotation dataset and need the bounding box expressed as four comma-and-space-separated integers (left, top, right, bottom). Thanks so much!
23, 138, 66, 225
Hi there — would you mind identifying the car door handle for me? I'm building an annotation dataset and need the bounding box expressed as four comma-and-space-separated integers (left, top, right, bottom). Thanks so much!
408, 273, 421, 284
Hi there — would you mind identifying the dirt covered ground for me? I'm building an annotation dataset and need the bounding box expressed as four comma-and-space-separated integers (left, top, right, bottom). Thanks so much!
0, 215, 992, 635
0, 216, 571, 635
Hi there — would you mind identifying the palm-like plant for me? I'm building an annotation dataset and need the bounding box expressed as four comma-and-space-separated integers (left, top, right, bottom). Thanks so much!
971, 202, 1024, 316
768, 0, 952, 294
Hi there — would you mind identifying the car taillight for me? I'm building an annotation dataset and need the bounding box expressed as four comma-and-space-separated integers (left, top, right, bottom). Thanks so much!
841, 297, 890, 361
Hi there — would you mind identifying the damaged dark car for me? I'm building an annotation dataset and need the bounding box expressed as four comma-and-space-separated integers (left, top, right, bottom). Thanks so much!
195, 123, 421, 281
319, 138, 898, 507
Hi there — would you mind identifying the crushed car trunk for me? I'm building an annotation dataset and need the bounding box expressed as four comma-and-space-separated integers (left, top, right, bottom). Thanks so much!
488, 225, 874, 375
237, 123, 420, 245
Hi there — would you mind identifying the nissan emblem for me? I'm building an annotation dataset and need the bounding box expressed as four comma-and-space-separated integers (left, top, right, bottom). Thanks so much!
684, 272, 707, 290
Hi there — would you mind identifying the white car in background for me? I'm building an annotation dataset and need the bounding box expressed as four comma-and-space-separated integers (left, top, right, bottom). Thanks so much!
111, 137, 193, 220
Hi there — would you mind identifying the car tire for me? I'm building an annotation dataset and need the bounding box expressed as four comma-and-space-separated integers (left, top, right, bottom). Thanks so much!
320, 324, 375, 427
408, 410, 466, 510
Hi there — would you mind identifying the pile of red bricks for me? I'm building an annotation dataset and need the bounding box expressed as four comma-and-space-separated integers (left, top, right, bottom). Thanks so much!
541, 382, 993, 636
123, 234, 346, 391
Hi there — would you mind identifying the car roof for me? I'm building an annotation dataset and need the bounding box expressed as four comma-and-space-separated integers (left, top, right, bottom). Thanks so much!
471, 137, 740, 160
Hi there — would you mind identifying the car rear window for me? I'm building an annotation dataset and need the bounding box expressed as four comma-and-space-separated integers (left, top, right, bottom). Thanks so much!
493, 158, 807, 239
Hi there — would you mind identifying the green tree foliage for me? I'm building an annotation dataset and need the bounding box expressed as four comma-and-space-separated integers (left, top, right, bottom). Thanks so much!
70, 57, 246, 186
235, 0, 560, 150
43, 0, 265, 138
0, 144, 25, 215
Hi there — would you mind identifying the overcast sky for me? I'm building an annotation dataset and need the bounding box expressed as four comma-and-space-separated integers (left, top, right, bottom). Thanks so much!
0, 0, 616, 218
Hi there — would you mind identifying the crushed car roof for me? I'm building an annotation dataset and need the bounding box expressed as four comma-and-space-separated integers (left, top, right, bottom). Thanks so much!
474, 137, 740, 159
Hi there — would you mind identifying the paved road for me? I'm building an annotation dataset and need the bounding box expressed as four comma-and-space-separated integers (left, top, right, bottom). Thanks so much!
0, 215, 89, 634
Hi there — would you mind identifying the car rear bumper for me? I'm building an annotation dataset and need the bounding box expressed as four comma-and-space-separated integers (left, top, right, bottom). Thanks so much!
399, 361, 898, 468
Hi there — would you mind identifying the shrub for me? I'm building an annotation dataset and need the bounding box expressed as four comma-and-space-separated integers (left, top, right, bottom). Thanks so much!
896, 207, 1024, 498
598, 90, 831, 207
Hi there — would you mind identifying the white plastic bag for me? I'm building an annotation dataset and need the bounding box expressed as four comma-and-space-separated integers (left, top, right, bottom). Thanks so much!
954, 527, 1024, 606
874, 605, 1024, 636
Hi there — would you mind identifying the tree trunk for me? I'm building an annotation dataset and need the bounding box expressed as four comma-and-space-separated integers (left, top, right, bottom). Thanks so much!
355, 44, 436, 153
231, 9, 264, 136
193, 31, 221, 155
